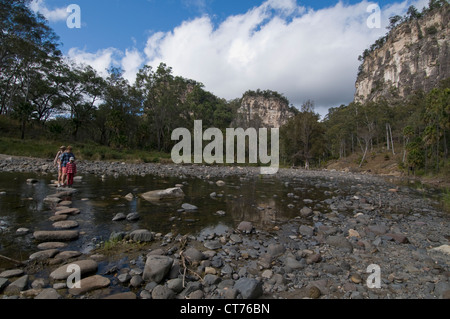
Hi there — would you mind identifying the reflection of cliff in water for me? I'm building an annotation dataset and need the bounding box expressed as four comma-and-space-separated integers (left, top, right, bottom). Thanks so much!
224, 179, 296, 230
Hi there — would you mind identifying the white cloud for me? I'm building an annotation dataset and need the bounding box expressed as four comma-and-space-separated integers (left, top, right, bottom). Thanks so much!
140, 0, 430, 116
29, 0, 68, 22
67, 47, 121, 78
62, 0, 431, 116
121, 49, 144, 84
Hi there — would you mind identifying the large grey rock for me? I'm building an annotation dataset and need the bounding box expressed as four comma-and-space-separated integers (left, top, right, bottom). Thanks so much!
34, 230, 79, 242
204, 240, 222, 250
50, 260, 98, 280
0, 269, 24, 278
4, 275, 28, 294
0, 278, 10, 292
143, 255, 173, 283
152, 285, 175, 299
237, 221, 253, 234
234, 278, 263, 299
130, 229, 153, 242
140, 187, 185, 202
183, 247, 204, 263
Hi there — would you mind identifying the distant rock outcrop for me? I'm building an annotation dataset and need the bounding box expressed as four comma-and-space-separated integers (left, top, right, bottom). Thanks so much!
234, 90, 295, 128
355, 4, 449, 103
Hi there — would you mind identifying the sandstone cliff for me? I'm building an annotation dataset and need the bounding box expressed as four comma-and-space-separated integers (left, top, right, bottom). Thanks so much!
355, 4, 449, 103
235, 90, 295, 128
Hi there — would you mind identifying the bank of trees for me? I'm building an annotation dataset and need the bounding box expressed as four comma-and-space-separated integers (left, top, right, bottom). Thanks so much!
322, 81, 449, 174
0, 0, 236, 153
1, 0, 448, 174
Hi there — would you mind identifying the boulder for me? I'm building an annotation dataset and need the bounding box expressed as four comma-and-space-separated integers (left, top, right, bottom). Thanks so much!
130, 229, 154, 242
143, 255, 173, 283
4, 275, 28, 295
300, 207, 313, 218
234, 278, 263, 299
140, 187, 185, 202
237, 221, 254, 234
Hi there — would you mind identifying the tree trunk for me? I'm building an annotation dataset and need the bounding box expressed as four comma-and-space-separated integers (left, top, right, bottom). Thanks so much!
389, 124, 395, 155
359, 144, 368, 168
386, 124, 390, 151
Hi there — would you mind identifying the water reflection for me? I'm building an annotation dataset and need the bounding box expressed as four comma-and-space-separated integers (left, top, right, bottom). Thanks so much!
0, 171, 329, 267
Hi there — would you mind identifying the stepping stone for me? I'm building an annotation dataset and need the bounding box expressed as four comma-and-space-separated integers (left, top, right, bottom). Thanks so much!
112, 213, 126, 221
0, 269, 24, 278
52, 220, 79, 229
58, 201, 72, 207
49, 215, 69, 222
54, 251, 82, 260
35, 288, 62, 299
44, 197, 62, 204
33, 230, 79, 242
29, 249, 59, 261
55, 206, 71, 211
103, 292, 137, 299
55, 208, 80, 216
50, 260, 98, 280
37, 242, 68, 250
68, 275, 110, 296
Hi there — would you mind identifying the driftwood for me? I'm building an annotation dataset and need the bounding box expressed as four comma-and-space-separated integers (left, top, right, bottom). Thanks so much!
0, 254, 25, 266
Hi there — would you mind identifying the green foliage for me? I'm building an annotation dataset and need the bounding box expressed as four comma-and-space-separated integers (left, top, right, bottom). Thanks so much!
280, 100, 325, 168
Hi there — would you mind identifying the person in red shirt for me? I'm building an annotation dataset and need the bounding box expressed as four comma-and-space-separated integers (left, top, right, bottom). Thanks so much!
66, 157, 77, 187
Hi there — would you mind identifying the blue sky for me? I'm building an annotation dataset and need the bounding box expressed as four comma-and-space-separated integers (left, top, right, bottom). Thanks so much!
30, 0, 430, 116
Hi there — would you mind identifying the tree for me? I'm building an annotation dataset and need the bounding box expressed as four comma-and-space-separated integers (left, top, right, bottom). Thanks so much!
135, 63, 192, 152
95, 67, 140, 148
0, 0, 63, 138
60, 63, 105, 140
281, 100, 324, 168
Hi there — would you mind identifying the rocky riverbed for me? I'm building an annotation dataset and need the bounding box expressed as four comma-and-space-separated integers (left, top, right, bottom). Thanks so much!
0, 155, 449, 299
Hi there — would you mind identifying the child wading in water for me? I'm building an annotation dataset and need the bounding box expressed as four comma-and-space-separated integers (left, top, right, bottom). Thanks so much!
60, 146, 76, 187
65, 157, 77, 187
54, 146, 66, 187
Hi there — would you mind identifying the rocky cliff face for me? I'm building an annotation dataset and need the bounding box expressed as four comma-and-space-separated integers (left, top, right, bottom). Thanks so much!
355, 5, 449, 103
235, 92, 295, 128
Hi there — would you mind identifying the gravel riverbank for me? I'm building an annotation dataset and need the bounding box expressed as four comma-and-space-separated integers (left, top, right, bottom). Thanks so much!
0, 155, 449, 300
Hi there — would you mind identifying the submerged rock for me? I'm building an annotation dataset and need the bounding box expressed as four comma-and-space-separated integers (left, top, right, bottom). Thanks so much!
140, 188, 185, 202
